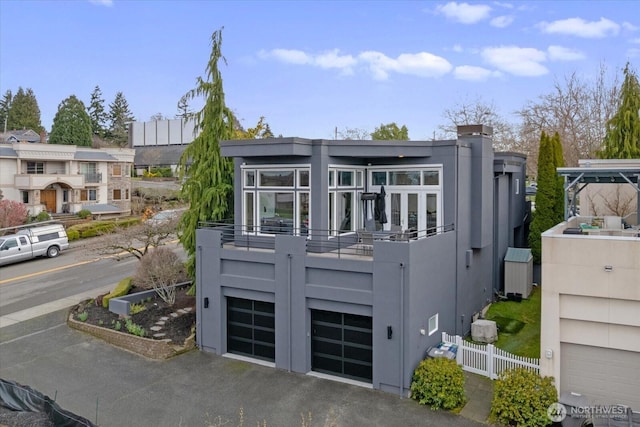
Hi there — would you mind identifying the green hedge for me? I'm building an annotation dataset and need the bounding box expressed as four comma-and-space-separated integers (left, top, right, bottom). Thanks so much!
67, 218, 141, 239
103, 277, 133, 308
490, 368, 557, 427
411, 357, 466, 410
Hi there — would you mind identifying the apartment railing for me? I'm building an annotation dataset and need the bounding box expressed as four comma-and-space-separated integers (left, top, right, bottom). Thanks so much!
198, 221, 455, 257
83, 173, 102, 183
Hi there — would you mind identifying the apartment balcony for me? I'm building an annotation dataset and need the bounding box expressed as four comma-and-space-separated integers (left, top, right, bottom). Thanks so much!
14, 173, 86, 189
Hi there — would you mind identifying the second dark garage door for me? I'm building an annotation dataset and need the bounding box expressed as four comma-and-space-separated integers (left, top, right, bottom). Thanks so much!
311, 309, 373, 382
227, 297, 275, 362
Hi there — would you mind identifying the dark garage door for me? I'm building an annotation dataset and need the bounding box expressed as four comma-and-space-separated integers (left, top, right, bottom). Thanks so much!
311, 309, 372, 382
227, 297, 275, 362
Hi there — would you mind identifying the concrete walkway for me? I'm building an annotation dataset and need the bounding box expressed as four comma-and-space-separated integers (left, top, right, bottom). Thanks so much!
460, 371, 495, 424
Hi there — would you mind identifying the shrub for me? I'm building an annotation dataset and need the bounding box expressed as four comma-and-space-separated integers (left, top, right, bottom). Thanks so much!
490, 368, 557, 427
125, 319, 146, 337
102, 277, 133, 308
67, 229, 80, 241
410, 357, 466, 410
77, 311, 88, 322
77, 209, 92, 219
34, 211, 51, 222
133, 247, 189, 305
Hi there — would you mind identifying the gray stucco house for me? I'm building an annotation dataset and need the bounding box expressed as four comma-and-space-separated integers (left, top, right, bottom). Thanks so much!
195, 125, 527, 395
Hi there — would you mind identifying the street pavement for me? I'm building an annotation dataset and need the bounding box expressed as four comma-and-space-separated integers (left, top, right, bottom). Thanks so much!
0, 308, 488, 427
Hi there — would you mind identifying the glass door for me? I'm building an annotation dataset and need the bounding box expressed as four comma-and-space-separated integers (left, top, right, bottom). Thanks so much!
389, 192, 419, 231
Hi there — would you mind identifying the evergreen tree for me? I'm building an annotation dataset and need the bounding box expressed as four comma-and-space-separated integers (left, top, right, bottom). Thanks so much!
599, 63, 640, 159
88, 85, 108, 137
529, 132, 558, 263
371, 122, 410, 140
0, 90, 12, 131
177, 28, 235, 279
551, 132, 565, 222
49, 95, 93, 146
7, 87, 42, 132
108, 91, 135, 147
176, 95, 191, 119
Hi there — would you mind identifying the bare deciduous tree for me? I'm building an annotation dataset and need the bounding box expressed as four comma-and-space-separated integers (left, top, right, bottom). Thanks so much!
516, 63, 620, 172
336, 127, 371, 140
438, 96, 518, 152
133, 246, 189, 305
94, 216, 180, 261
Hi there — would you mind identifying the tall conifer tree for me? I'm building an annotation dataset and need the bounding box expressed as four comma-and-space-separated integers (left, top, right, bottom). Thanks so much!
177, 28, 235, 279
599, 63, 640, 158
49, 95, 93, 146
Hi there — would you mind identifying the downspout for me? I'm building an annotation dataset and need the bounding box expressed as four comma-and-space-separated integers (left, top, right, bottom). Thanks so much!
288, 253, 292, 372
454, 143, 460, 335
399, 262, 405, 398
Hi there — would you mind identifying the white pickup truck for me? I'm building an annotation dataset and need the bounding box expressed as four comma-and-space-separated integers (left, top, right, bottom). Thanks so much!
0, 223, 69, 266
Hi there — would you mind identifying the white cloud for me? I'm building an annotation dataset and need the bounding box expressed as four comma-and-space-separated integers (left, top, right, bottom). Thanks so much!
260, 48, 451, 80
538, 17, 620, 38
482, 46, 548, 76
631, 38, 640, 44
547, 45, 585, 61
452, 44, 464, 53
623, 22, 638, 31
88, 0, 113, 6
490, 15, 514, 28
454, 65, 501, 81
628, 48, 640, 58
436, 2, 491, 24
260, 49, 311, 64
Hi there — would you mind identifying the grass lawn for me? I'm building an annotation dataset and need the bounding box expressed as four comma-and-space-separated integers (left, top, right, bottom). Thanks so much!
484, 285, 541, 359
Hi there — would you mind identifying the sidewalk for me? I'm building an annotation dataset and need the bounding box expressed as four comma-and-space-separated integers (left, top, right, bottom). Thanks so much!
461, 371, 495, 425
0, 284, 114, 329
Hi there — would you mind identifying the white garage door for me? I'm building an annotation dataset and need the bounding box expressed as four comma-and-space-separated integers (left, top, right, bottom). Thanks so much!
561, 343, 640, 409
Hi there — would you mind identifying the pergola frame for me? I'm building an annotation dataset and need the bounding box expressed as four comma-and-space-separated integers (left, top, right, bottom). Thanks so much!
557, 167, 640, 220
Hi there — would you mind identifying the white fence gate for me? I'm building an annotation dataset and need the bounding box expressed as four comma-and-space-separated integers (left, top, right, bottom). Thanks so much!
441, 332, 540, 380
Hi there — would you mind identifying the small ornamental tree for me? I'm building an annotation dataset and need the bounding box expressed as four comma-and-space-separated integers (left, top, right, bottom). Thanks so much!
410, 357, 466, 410
0, 200, 29, 229
371, 122, 410, 140
490, 368, 557, 427
133, 247, 189, 305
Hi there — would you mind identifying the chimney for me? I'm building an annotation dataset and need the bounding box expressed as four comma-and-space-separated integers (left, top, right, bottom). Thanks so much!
40, 130, 47, 143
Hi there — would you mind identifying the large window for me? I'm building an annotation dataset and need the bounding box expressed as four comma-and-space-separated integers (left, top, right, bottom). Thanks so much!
329, 168, 365, 235
80, 189, 97, 201
26, 162, 44, 174
243, 166, 309, 235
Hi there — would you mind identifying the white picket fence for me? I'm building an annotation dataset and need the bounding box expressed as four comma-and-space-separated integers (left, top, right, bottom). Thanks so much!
441, 332, 540, 380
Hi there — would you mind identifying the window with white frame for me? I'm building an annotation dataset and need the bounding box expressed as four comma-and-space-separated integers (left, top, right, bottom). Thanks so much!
329, 167, 365, 235
243, 166, 310, 235
428, 313, 438, 336
26, 162, 44, 174
80, 189, 97, 201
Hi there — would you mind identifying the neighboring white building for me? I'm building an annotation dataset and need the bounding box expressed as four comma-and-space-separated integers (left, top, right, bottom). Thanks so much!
129, 118, 196, 175
0, 142, 135, 216
541, 165, 640, 410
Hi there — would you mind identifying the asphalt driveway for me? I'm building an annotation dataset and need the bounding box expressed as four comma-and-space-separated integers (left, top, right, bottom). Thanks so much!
0, 309, 483, 427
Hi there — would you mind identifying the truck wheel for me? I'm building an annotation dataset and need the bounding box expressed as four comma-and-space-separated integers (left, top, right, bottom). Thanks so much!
47, 246, 60, 258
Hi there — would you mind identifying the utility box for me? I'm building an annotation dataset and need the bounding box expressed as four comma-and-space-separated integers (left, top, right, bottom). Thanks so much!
504, 248, 533, 298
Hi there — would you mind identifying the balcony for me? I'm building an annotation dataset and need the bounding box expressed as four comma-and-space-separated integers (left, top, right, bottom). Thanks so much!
197, 222, 455, 259
14, 173, 84, 189
83, 173, 102, 183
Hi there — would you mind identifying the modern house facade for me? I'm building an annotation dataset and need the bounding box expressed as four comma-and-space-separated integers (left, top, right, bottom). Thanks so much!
194, 125, 527, 395
541, 164, 640, 409
0, 142, 135, 216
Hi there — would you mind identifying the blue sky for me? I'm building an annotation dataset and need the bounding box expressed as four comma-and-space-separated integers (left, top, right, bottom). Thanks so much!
1, 0, 638, 140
